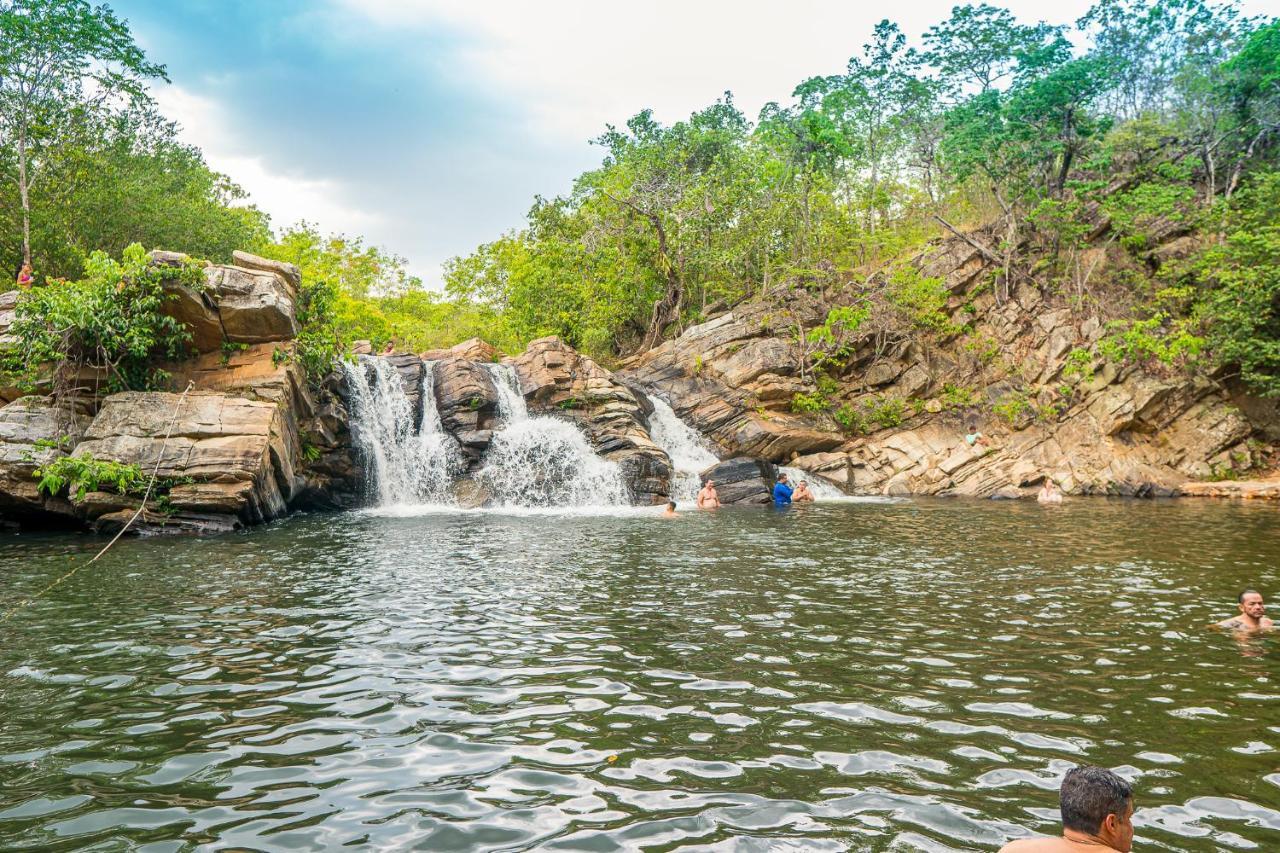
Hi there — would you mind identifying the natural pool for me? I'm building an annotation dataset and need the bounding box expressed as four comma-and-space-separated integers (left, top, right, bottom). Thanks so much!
1, 498, 1278, 851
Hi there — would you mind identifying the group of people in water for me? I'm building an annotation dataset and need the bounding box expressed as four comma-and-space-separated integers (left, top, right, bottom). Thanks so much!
662, 471, 818, 516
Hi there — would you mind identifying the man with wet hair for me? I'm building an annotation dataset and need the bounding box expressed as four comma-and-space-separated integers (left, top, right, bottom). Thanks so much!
999, 764, 1135, 852
1217, 589, 1274, 632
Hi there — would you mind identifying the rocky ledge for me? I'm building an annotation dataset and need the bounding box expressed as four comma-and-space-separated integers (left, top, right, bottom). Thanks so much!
0, 251, 356, 534
620, 234, 1278, 499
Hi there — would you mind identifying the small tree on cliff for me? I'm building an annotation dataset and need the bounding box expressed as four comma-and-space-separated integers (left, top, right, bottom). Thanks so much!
0, 0, 165, 268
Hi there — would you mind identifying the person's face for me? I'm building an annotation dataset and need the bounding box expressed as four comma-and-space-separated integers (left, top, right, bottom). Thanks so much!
1100, 800, 1135, 853
706, 480, 714, 488
1240, 592, 1266, 620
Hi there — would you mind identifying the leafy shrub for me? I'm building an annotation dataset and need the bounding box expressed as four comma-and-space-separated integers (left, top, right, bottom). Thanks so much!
3, 244, 207, 393
833, 404, 865, 433
1061, 347, 1095, 383
866, 395, 908, 429
34, 453, 145, 502
941, 383, 980, 409
1097, 314, 1204, 368
888, 266, 953, 332
992, 391, 1032, 425
790, 390, 827, 414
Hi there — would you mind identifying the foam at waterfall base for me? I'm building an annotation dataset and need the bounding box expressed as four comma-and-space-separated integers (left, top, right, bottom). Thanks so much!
479, 416, 629, 508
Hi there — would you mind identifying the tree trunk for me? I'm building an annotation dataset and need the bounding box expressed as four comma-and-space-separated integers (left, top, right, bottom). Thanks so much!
642, 213, 683, 352
17, 131, 32, 267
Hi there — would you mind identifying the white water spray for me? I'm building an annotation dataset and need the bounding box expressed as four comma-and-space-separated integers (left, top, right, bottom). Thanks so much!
647, 397, 720, 502
342, 356, 461, 506
477, 363, 627, 507
483, 363, 529, 424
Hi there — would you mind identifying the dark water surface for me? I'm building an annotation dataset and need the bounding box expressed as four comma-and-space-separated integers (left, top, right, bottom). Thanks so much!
1, 499, 1278, 851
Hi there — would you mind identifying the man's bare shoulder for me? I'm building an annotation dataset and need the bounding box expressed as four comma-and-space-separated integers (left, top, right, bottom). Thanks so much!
998, 837, 1075, 852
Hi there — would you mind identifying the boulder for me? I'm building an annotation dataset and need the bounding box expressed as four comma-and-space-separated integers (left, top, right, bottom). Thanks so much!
453, 477, 493, 508
205, 264, 299, 343
160, 280, 224, 353
0, 396, 92, 521
75, 391, 299, 526
514, 337, 671, 503
232, 250, 302, 291
699, 457, 778, 505
385, 353, 426, 416
432, 357, 500, 461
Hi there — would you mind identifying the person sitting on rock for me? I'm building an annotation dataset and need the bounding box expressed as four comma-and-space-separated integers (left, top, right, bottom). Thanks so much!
662, 501, 678, 517
772, 473, 793, 507
696, 479, 720, 509
964, 422, 990, 449
1037, 479, 1063, 504
16, 262, 33, 289
793, 480, 815, 502
1217, 589, 1274, 632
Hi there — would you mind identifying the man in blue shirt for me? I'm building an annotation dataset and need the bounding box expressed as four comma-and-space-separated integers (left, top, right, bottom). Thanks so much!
772, 472, 793, 506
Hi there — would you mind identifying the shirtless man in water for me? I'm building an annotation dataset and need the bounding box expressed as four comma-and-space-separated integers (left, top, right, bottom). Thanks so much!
1217, 589, 1275, 632
1000, 765, 1134, 852
792, 480, 815, 502
696, 479, 720, 509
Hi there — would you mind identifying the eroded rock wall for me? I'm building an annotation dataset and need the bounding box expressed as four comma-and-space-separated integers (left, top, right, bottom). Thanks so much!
621, 237, 1272, 499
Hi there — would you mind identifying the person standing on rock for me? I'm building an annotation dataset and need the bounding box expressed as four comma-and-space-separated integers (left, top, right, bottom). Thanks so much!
697, 479, 720, 509
772, 473, 793, 507
16, 262, 33, 289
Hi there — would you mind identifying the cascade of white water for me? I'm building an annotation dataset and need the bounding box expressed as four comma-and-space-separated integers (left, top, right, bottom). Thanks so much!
646, 397, 720, 502
476, 363, 627, 507
483, 363, 528, 423
342, 356, 460, 506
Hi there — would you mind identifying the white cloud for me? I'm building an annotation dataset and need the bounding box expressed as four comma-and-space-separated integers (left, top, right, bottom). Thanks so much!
153, 85, 386, 238
334, 0, 1105, 143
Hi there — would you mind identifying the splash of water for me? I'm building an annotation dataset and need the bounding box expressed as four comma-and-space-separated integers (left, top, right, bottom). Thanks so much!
478, 416, 628, 508
647, 396, 720, 502
342, 356, 461, 506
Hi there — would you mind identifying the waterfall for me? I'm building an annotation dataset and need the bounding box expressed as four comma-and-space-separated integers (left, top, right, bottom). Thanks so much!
483, 363, 528, 423
477, 363, 627, 508
647, 397, 719, 502
342, 356, 460, 506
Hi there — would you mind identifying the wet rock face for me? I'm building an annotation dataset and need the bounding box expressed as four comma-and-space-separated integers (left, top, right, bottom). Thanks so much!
698, 457, 779, 505
513, 337, 672, 504
432, 357, 501, 462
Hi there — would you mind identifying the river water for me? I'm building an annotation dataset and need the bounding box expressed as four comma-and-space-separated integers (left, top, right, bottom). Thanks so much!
1, 499, 1278, 851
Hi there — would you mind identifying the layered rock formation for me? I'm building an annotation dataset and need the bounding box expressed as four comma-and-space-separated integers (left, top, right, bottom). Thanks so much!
0, 251, 357, 533
622, 235, 1276, 499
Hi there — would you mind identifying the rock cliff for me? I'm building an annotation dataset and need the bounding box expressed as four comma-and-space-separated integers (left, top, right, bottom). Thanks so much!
0, 251, 357, 533
621, 235, 1277, 498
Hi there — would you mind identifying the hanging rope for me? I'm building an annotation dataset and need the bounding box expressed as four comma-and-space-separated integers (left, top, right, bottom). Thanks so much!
0, 380, 196, 624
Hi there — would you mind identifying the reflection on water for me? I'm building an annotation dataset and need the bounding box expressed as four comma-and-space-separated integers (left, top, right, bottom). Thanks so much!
1, 499, 1278, 850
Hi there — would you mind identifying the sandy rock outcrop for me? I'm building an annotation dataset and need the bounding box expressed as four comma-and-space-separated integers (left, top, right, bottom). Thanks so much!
0, 249, 358, 532
421, 337, 499, 363
206, 264, 299, 344
623, 234, 1272, 499
0, 396, 91, 523
514, 337, 672, 503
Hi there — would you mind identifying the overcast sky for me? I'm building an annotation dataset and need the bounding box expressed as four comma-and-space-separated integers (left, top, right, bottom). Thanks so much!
114, 0, 1271, 286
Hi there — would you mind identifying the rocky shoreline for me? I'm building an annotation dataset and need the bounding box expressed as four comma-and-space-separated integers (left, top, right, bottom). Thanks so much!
1, 239, 1276, 535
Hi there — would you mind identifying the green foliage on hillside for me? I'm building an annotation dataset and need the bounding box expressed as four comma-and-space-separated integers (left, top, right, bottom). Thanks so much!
2, 242, 207, 392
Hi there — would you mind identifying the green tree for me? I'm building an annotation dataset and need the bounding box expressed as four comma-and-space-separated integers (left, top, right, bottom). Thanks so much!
0, 0, 166, 268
